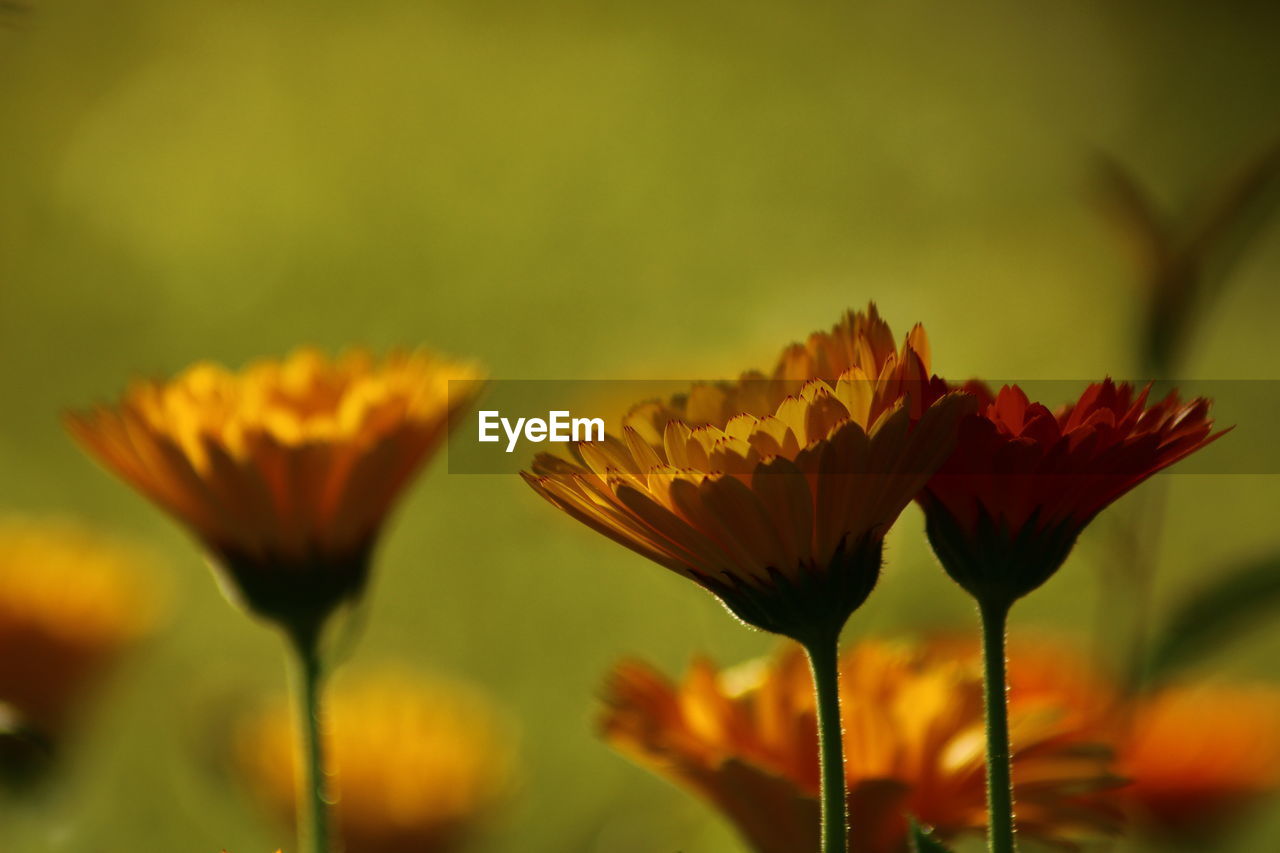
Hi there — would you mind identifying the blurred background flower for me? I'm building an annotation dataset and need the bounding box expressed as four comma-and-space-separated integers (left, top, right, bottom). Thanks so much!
939, 635, 1280, 847
1118, 684, 1280, 841
0, 516, 161, 786
235, 667, 516, 853
601, 638, 1122, 853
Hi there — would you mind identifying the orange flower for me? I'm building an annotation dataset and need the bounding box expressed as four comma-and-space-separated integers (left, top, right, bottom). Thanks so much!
1118, 685, 1280, 836
65, 348, 482, 627
0, 516, 159, 736
525, 307, 970, 642
920, 380, 1223, 605
236, 669, 515, 853
930, 636, 1280, 840
601, 639, 1120, 853
623, 304, 946, 438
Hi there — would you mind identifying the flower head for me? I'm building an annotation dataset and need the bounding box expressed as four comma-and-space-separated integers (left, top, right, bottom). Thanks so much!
920, 380, 1222, 605
624, 304, 946, 439
1119, 685, 1280, 836
601, 639, 1120, 853
524, 308, 970, 642
0, 517, 159, 735
236, 668, 515, 853
66, 348, 482, 626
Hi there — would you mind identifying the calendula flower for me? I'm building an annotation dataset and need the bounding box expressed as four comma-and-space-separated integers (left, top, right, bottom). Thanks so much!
67, 347, 482, 853
1118, 685, 1280, 836
65, 347, 482, 627
528, 306, 968, 853
623, 304, 945, 443
0, 516, 159, 736
525, 308, 969, 644
917, 380, 1222, 852
236, 669, 516, 853
601, 639, 1120, 853
920, 380, 1222, 606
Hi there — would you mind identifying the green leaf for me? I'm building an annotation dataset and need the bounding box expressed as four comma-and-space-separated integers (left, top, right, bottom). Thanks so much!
1143, 552, 1280, 683
1092, 140, 1280, 374
1183, 137, 1280, 298
909, 818, 955, 853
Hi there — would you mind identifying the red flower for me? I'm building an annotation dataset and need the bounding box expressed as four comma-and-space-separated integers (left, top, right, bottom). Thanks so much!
920, 380, 1223, 604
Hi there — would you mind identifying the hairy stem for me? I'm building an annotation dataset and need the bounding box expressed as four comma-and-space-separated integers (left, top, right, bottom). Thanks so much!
804, 634, 847, 853
979, 599, 1017, 853
287, 622, 332, 853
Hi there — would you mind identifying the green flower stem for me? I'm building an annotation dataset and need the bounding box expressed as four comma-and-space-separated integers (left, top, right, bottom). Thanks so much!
979, 599, 1016, 853
287, 621, 332, 853
803, 633, 847, 853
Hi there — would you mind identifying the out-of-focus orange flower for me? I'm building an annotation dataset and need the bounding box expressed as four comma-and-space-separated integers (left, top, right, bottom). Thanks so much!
1118, 685, 1280, 836
0, 516, 159, 735
601, 639, 1120, 853
927, 633, 1121, 730
934, 635, 1280, 839
236, 668, 515, 853
525, 307, 971, 642
66, 348, 482, 626
920, 380, 1223, 604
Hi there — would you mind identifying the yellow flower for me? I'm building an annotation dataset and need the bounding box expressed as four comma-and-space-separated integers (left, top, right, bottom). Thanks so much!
624, 304, 940, 439
65, 347, 482, 626
601, 639, 1119, 853
236, 669, 515, 853
524, 307, 970, 641
0, 516, 159, 734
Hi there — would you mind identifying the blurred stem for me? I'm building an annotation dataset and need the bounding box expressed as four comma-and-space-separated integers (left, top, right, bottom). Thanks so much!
979, 599, 1017, 853
286, 619, 332, 853
1094, 481, 1169, 692
803, 633, 847, 853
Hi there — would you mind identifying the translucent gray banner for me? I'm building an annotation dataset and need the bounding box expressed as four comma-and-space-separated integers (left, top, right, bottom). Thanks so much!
445, 379, 1278, 475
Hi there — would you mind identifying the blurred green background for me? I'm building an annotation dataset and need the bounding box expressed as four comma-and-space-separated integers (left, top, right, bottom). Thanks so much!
2, 1, 1279, 850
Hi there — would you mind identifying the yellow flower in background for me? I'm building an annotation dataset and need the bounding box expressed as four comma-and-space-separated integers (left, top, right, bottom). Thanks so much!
65, 347, 482, 626
525, 307, 970, 643
0, 517, 159, 736
1119, 685, 1280, 836
236, 669, 516, 853
600, 639, 1120, 853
